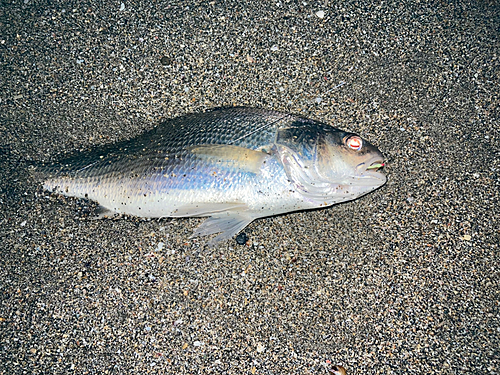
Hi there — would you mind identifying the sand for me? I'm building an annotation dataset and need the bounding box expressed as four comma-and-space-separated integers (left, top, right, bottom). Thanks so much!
1, 1, 499, 373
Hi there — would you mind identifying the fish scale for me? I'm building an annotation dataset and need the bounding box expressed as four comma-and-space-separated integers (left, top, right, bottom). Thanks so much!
36, 107, 387, 245
41, 107, 293, 177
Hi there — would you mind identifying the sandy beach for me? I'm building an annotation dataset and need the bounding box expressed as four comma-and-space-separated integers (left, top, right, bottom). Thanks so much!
1, 1, 499, 373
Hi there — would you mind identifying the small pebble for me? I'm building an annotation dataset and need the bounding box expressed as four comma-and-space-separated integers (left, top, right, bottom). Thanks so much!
160, 56, 172, 66
316, 10, 325, 18
236, 232, 248, 245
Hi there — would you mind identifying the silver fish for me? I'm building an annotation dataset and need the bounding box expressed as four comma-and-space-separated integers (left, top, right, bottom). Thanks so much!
38, 107, 386, 245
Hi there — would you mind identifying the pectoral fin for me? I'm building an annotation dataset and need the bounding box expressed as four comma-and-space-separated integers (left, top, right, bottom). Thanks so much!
188, 144, 269, 174
191, 212, 254, 247
169, 202, 248, 218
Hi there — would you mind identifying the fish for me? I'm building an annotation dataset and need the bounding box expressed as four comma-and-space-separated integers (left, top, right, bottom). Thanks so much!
36, 107, 386, 245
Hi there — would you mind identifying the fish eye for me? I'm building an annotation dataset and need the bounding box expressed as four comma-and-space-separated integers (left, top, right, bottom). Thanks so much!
345, 135, 363, 151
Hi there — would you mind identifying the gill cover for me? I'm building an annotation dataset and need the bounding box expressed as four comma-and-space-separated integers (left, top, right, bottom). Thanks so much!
273, 124, 337, 200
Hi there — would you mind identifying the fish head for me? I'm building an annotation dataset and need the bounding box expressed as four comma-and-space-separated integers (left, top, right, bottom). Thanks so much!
317, 130, 386, 189
275, 125, 386, 204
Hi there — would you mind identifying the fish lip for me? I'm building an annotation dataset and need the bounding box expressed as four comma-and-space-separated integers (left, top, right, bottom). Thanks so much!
354, 158, 387, 184
356, 157, 386, 172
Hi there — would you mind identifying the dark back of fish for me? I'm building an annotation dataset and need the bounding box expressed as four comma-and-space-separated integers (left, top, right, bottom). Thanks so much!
39, 107, 306, 179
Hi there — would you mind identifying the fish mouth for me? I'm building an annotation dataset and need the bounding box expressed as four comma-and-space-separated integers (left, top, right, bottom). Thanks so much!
353, 158, 387, 186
